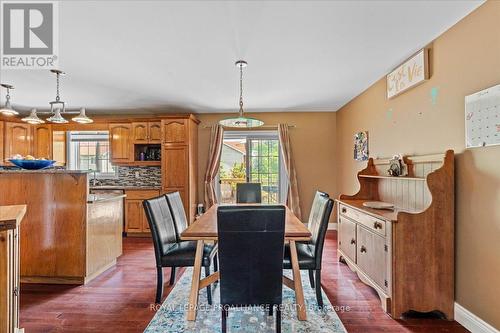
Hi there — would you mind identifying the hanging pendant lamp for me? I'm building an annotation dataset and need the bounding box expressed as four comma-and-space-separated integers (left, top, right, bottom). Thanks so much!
72, 108, 93, 124
22, 109, 45, 124
219, 60, 263, 128
0, 84, 19, 116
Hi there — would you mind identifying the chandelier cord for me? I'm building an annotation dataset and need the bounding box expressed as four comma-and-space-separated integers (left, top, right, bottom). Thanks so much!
55, 72, 60, 102
239, 63, 244, 117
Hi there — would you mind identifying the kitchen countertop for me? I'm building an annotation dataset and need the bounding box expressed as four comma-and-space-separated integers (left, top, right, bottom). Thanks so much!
87, 193, 127, 204
0, 169, 91, 174
0, 205, 27, 231
90, 185, 162, 191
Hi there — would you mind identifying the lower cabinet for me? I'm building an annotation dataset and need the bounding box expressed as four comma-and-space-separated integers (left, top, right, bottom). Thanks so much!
124, 189, 160, 236
0, 226, 20, 333
338, 216, 356, 262
356, 225, 387, 291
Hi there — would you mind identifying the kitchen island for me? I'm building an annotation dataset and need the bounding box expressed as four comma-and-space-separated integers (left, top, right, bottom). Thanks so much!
0, 170, 125, 284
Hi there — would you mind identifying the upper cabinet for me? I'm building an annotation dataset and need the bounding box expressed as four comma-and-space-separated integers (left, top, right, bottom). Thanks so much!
33, 124, 53, 159
109, 123, 133, 163
4, 122, 32, 159
162, 119, 187, 144
132, 121, 161, 144
0, 121, 4, 164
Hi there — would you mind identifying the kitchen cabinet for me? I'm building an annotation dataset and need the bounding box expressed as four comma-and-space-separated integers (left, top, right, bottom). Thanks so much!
124, 189, 160, 236
109, 123, 133, 164
132, 121, 161, 144
4, 122, 31, 160
33, 124, 53, 159
162, 119, 187, 144
0, 122, 4, 165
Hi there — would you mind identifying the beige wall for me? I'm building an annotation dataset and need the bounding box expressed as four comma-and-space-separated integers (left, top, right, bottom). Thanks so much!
336, 1, 500, 328
196, 112, 337, 221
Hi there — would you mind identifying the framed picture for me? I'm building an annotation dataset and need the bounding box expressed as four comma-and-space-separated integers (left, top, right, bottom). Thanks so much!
386, 48, 429, 99
354, 131, 369, 161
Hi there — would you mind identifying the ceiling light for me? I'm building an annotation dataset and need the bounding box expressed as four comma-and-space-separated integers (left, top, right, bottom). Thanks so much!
72, 108, 93, 124
219, 60, 264, 128
0, 84, 19, 116
49, 69, 67, 116
47, 108, 68, 123
22, 109, 45, 124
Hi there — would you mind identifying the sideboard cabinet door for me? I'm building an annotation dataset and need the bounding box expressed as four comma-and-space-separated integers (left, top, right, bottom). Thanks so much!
356, 225, 387, 291
339, 217, 357, 263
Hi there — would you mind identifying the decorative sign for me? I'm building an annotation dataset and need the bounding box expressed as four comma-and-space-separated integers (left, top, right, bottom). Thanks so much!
386, 49, 429, 99
465, 83, 500, 148
354, 131, 369, 161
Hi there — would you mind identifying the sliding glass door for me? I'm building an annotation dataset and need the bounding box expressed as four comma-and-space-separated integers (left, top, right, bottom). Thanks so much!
218, 131, 287, 204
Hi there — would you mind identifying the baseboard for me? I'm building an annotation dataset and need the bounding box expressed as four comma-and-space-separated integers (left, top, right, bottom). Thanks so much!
455, 303, 499, 333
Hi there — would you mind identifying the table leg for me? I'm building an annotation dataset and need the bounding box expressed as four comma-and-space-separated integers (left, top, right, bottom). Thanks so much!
289, 240, 307, 320
187, 240, 204, 321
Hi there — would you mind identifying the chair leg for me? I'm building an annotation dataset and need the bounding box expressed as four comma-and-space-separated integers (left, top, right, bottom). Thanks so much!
213, 254, 218, 272
276, 306, 281, 333
315, 269, 324, 308
205, 265, 212, 305
308, 269, 315, 289
155, 267, 163, 304
268, 305, 273, 316
222, 307, 228, 333
169, 266, 176, 286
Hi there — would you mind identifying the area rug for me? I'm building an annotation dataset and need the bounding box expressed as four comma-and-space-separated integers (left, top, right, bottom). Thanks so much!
145, 268, 347, 333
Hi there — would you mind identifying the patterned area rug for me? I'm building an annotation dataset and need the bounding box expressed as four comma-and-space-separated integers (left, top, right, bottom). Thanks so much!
145, 268, 347, 333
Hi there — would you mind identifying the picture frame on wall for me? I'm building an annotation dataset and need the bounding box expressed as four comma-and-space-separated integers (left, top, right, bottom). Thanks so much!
354, 131, 369, 161
386, 48, 430, 99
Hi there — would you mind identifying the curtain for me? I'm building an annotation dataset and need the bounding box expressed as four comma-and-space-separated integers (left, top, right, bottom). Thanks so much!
278, 123, 302, 220
204, 124, 224, 209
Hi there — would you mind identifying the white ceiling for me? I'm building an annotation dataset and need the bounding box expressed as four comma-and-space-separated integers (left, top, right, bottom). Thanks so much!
0, 0, 483, 114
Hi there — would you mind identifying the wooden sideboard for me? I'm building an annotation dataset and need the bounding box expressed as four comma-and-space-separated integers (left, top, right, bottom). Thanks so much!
336, 150, 454, 320
0, 205, 26, 333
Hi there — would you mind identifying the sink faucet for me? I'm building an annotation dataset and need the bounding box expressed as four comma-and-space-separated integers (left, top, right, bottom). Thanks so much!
92, 170, 98, 186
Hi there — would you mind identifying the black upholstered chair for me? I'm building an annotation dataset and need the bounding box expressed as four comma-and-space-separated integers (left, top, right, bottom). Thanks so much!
143, 195, 217, 304
165, 191, 219, 281
217, 205, 285, 333
236, 182, 262, 203
283, 191, 334, 308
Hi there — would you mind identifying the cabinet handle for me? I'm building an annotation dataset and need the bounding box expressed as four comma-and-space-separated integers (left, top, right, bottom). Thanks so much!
341, 207, 347, 214
360, 245, 367, 253
373, 221, 383, 229
350, 238, 356, 245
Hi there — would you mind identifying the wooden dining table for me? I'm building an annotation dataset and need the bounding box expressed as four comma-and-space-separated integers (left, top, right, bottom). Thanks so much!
180, 204, 312, 321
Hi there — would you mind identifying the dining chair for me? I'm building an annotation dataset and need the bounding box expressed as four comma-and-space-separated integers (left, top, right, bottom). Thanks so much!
143, 195, 217, 304
217, 205, 286, 333
283, 191, 334, 308
236, 182, 262, 203
165, 191, 219, 280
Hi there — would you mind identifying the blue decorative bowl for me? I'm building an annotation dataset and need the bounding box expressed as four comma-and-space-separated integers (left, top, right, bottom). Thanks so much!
9, 159, 57, 170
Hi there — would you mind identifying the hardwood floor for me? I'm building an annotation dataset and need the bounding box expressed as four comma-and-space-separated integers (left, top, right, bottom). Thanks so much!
20, 231, 469, 332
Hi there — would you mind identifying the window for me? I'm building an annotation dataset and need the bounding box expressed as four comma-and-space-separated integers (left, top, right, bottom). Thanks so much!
67, 131, 117, 178
218, 131, 288, 204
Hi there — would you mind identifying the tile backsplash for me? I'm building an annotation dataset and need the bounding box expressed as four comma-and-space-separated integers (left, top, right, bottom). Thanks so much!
93, 166, 161, 187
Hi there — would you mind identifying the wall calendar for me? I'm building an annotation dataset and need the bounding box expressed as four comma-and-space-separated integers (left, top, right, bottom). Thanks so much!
465, 83, 500, 148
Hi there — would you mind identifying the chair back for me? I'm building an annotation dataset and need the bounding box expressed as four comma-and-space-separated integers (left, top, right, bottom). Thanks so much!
217, 205, 285, 307
236, 183, 262, 203
165, 191, 188, 240
308, 191, 334, 267
143, 195, 178, 267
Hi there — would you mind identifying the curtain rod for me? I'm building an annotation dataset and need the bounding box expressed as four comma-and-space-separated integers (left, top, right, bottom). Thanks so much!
202, 124, 296, 129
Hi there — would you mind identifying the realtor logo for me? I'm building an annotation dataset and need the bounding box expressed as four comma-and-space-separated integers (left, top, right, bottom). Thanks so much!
1, 1, 59, 69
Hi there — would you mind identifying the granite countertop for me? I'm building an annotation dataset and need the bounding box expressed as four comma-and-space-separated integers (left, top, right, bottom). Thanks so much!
90, 185, 162, 191
0, 205, 27, 231
0, 169, 91, 174
87, 193, 127, 204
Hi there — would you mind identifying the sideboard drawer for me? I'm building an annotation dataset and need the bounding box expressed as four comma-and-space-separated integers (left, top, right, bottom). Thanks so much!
339, 204, 386, 236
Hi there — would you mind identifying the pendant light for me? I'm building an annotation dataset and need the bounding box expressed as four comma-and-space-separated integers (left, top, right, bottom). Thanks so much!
47, 107, 68, 123
219, 60, 263, 128
72, 108, 93, 124
0, 84, 19, 116
22, 109, 45, 124
48, 69, 68, 123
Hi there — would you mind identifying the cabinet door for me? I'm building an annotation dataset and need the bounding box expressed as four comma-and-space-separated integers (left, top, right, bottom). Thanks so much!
148, 122, 162, 143
33, 124, 53, 159
125, 200, 143, 233
357, 225, 387, 290
0, 121, 4, 165
4, 122, 31, 159
162, 119, 187, 144
109, 124, 133, 163
162, 146, 188, 188
132, 122, 148, 144
339, 217, 357, 262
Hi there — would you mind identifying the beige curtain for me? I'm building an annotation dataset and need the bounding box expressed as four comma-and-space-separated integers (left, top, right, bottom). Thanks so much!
278, 123, 302, 220
204, 124, 224, 209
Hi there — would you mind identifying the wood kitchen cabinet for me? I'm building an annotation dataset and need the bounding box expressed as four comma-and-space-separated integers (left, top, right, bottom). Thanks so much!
132, 122, 161, 144
3, 122, 31, 160
162, 119, 187, 144
124, 189, 160, 236
0, 122, 4, 165
109, 123, 133, 164
33, 124, 53, 159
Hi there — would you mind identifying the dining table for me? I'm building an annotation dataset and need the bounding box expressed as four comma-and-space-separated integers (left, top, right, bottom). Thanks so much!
180, 204, 312, 321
